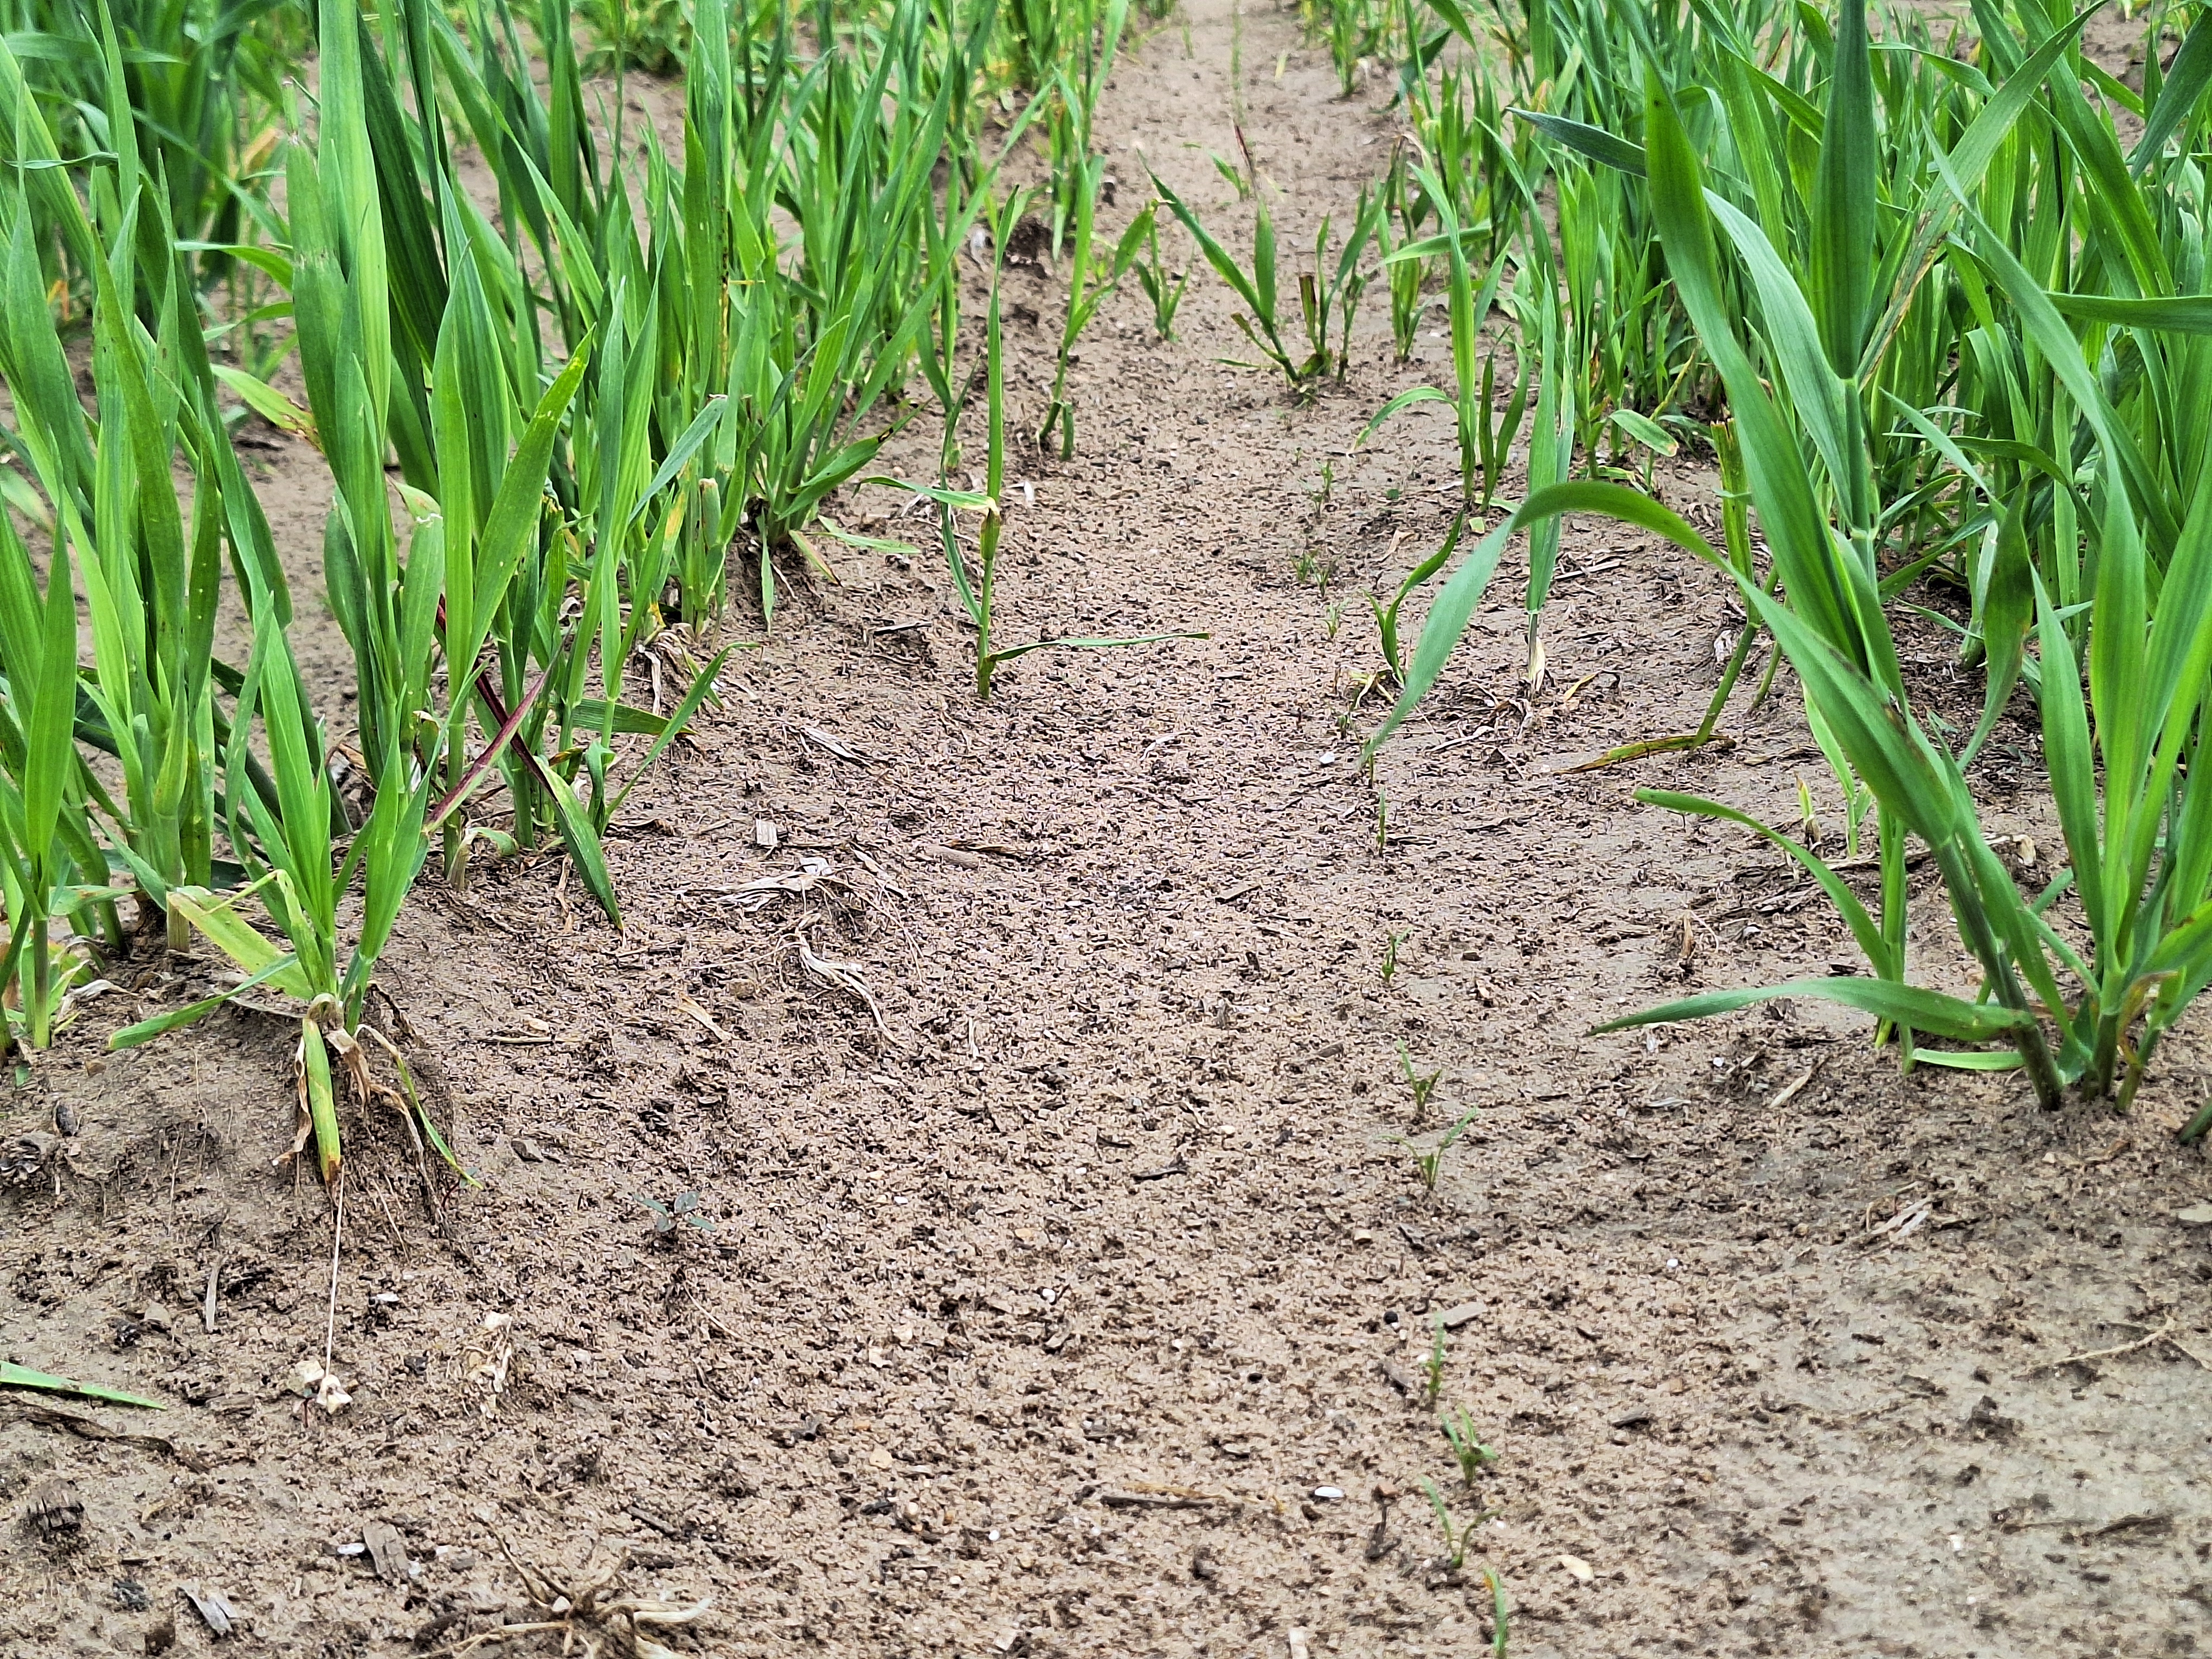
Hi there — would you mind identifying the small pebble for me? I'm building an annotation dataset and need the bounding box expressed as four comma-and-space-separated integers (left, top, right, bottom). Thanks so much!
1311, 1485, 1345, 1502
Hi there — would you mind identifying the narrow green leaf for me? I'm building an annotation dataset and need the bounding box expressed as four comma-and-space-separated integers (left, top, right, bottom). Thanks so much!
530, 751, 621, 925
1510, 108, 1645, 175
1593, 978, 2031, 1042
109, 953, 305, 1050
0, 1361, 164, 1410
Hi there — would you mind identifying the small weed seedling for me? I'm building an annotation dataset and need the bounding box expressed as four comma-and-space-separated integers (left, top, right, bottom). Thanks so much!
1323, 599, 1346, 640
1380, 929, 1407, 986
1422, 1314, 1446, 1406
1310, 456, 1335, 513
636, 1192, 714, 1238
1374, 786, 1390, 853
1396, 1040, 1443, 1115
1441, 1406, 1497, 1485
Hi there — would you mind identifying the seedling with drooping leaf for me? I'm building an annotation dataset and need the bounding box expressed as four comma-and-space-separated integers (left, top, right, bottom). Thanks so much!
1420, 1477, 1472, 1572
1153, 167, 1378, 397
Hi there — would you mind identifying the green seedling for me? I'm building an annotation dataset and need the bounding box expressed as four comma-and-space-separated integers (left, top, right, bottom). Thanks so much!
1153, 169, 1376, 396
1441, 1406, 1497, 1485
1396, 1040, 1443, 1114
1296, 188, 1384, 383
1421, 1477, 1474, 1572
1040, 158, 1149, 457
1398, 1107, 1481, 1195
1377, 145, 1427, 362
1373, 512, 1471, 682
1381, 929, 1406, 985
1559, 420, 1766, 774
579, 0, 687, 72
1422, 1314, 1446, 1406
1604, 407, 1678, 493
899, 196, 1201, 698
1473, 345, 1533, 513
1319, 0, 1384, 97
1366, 179, 1518, 507
1132, 204, 1189, 338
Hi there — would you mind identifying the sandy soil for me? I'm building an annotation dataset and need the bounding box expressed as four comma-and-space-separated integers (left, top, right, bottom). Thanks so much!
4, 3, 2211, 1657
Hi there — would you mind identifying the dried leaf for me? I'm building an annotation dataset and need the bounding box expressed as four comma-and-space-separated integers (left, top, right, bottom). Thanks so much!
718, 856, 838, 911
794, 931, 890, 1037
363, 1520, 413, 1584
180, 1584, 237, 1637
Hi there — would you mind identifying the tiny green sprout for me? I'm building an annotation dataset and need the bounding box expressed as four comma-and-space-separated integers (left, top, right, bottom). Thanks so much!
1441, 1406, 1497, 1486
1132, 203, 1189, 340
636, 1191, 715, 1237
1374, 787, 1390, 853
1484, 1565, 1510, 1656
1396, 1105, 1481, 1195
1380, 929, 1407, 985
1323, 599, 1346, 640
1396, 1041, 1443, 1115
1422, 1314, 1446, 1406
1421, 1477, 1467, 1572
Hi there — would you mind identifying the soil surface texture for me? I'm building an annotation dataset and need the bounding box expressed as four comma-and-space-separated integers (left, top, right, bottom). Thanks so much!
4, 4, 2210, 1657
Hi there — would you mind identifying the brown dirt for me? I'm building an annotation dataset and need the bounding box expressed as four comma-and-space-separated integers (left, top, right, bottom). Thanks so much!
5, 4, 2212, 1657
